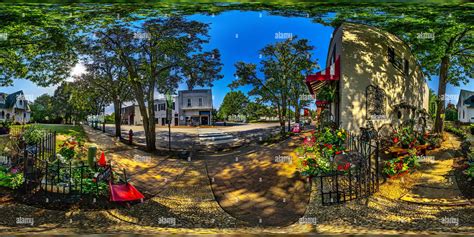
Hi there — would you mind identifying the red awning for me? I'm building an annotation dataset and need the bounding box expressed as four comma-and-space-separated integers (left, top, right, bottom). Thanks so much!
305, 56, 340, 95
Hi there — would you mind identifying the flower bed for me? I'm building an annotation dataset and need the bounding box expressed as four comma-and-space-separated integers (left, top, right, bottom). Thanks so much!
382, 149, 420, 179
0, 166, 23, 189
295, 128, 351, 177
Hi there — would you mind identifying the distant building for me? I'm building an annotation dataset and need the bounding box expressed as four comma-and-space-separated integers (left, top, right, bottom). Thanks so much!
177, 89, 212, 126
0, 90, 31, 124
120, 104, 142, 126
121, 89, 213, 126
154, 96, 179, 126
457, 89, 474, 123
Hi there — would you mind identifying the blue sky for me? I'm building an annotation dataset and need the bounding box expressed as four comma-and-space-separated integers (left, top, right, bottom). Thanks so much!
2, 10, 472, 112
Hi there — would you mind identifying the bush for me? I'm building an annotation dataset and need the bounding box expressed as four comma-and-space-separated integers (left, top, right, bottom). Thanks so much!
22, 126, 45, 144
445, 125, 467, 139
470, 124, 474, 135
0, 167, 23, 189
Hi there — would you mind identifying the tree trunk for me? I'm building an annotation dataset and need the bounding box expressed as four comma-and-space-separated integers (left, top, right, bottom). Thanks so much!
113, 99, 122, 138
294, 100, 300, 124
433, 56, 449, 134
132, 83, 156, 152
147, 87, 156, 152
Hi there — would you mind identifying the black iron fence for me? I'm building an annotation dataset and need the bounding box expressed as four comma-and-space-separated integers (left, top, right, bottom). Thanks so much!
19, 130, 109, 202
318, 132, 380, 205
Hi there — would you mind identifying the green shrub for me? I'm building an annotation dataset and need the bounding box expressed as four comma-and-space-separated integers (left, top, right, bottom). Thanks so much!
470, 124, 474, 135
22, 126, 45, 144
445, 125, 467, 139
0, 168, 24, 189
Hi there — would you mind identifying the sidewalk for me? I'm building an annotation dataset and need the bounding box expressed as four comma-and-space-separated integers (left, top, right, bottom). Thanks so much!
400, 132, 471, 205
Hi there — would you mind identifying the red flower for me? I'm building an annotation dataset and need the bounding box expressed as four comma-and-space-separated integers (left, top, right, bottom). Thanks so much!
302, 160, 308, 167
393, 137, 399, 143
70, 141, 78, 145
92, 178, 97, 183
396, 162, 403, 170
337, 164, 343, 171
344, 162, 350, 170
335, 151, 342, 155
324, 144, 333, 149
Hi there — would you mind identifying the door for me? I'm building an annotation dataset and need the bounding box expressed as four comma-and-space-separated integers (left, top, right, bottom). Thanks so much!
201, 116, 209, 125
174, 117, 178, 126
162, 118, 165, 126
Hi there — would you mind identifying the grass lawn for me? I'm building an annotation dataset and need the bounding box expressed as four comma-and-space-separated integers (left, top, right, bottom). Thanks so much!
12, 124, 87, 151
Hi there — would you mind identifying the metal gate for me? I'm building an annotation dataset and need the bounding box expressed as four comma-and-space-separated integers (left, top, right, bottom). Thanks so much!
318, 132, 380, 205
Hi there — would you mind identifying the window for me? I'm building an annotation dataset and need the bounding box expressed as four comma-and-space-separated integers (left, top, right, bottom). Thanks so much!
172, 102, 175, 110
463, 110, 465, 119
23, 112, 26, 118
19, 100, 22, 106
199, 98, 203, 106
0, 111, 3, 119
159, 103, 165, 111
187, 98, 191, 107
154, 104, 158, 111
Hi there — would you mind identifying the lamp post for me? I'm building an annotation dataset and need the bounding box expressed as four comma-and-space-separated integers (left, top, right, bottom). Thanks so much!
102, 105, 106, 133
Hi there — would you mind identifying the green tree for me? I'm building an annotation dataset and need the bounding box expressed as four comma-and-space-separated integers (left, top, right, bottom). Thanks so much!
218, 91, 249, 120
245, 102, 271, 122
30, 94, 57, 123
76, 40, 132, 138
94, 17, 223, 151
445, 103, 458, 121
231, 36, 317, 134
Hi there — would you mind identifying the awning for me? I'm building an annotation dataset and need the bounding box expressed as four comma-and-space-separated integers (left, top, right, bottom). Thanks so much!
305, 56, 340, 95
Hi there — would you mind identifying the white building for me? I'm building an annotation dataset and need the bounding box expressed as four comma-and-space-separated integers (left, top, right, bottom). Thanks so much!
0, 90, 31, 124
154, 96, 179, 126
121, 89, 213, 126
457, 89, 474, 123
306, 23, 429, 133
177, 89, 212, 126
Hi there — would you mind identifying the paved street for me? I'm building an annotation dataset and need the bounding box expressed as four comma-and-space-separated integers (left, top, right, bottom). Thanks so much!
101, 123, 286, 150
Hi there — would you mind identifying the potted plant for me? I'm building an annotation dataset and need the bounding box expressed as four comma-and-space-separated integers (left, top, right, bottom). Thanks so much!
316, 85, 336, 103
0, 119, 12, 135
398, 127, 416, 149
